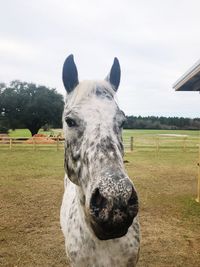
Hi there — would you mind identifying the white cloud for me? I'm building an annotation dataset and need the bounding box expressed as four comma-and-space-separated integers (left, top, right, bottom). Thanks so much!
0, 38, 39, 61
0, 0, 199, 117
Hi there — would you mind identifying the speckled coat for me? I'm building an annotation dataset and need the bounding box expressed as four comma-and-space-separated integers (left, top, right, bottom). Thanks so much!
60, 55, 140, 267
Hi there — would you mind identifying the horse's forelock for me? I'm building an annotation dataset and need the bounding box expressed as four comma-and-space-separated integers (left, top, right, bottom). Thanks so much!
65, 80, 116, 107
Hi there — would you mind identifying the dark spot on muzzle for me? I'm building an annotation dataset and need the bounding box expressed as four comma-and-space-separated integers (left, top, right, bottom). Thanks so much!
90, 187, 139, 240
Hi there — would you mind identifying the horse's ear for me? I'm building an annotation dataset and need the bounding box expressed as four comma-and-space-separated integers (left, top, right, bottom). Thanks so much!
62, 54, 79, 93
105, 57, 121, 92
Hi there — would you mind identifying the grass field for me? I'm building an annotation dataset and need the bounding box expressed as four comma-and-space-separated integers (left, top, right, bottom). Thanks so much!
8, 128, 200, 138
0, 129, 200, 266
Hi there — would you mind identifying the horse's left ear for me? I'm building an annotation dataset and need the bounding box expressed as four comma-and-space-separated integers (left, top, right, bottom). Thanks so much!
62, 54, 79, 93
105, 57, 121, 92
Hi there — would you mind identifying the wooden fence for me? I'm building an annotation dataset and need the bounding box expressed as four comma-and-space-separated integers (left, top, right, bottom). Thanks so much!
0, 135, 199, 152
0, 137, 65, 151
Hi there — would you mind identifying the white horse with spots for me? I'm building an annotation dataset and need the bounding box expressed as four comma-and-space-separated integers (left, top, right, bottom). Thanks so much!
60, 55, 140, 267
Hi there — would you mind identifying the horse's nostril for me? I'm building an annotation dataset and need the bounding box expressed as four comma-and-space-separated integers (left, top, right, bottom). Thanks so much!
127, 187, 139, 219
91, 188, 107, 213
128, 187, 138, 206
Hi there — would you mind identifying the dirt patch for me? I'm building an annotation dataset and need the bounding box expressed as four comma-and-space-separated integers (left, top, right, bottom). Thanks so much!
25, 134, 56, 144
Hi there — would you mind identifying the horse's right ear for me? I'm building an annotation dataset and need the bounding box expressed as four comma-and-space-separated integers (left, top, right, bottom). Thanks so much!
62, 54, 79, 93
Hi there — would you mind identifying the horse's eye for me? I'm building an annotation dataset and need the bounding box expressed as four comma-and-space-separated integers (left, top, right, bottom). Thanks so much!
65, 118, 77, 127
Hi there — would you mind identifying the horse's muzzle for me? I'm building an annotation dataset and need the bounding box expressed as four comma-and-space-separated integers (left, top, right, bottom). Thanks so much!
89, 187, 139, 240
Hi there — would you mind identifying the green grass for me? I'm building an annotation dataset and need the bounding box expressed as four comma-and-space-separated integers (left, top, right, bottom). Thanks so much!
9, 128, 32, 137
123, 129, 200, 137
8, 128, 200, 138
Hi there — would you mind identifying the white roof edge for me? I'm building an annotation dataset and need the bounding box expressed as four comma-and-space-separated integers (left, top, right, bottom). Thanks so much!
173, 59, 200, 90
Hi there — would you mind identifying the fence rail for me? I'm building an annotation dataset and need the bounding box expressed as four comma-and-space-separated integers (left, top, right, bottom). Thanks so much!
0, 136, 199, 152
0, 137, 65, 151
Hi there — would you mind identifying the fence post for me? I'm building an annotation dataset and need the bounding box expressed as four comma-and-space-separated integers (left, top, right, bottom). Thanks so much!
56, 137, 59, 151
196, 145, 200, 203
130, 136, 134, 151
9, 138, 12, 150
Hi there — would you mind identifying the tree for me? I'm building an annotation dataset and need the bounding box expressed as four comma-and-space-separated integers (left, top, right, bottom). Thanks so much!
0, 80, 64, 136
0, 83, 9, 133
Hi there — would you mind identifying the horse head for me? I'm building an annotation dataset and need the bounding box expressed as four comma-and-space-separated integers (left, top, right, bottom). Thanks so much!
62, 55, 139, 240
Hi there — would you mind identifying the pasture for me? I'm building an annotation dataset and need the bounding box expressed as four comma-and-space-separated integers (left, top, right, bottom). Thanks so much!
0, 130, 200, 266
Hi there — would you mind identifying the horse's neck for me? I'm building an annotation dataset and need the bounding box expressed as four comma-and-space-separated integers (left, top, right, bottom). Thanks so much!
65, 177, 85, 214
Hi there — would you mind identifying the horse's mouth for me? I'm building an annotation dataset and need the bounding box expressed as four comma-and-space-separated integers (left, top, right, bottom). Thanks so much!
90, 221, 129, 240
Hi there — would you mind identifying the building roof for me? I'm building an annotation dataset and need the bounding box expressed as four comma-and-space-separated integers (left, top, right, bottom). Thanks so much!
173, 59, 200, 91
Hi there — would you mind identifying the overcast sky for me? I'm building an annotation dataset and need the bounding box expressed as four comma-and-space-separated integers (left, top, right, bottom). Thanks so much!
0, 0, 199, 117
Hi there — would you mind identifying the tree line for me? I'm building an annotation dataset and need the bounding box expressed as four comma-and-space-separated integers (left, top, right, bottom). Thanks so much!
0, 80, 199, 135
124, 116, 200, 130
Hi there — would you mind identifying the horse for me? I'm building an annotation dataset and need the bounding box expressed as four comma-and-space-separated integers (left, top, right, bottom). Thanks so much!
60, 55, 140, 267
